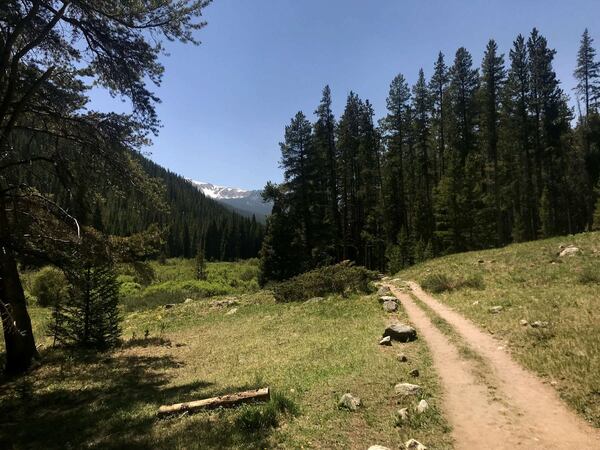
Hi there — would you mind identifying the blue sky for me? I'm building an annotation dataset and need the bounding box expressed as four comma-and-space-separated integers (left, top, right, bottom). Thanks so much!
90, 0, 600, 190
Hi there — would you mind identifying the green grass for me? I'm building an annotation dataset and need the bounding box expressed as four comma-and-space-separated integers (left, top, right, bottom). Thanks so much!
1, 262, 452, 449
399, 231, 600, 426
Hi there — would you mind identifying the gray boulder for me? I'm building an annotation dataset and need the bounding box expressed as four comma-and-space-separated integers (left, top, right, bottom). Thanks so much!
531, 320, 549, 328
383, 300, 398, 312
394, 383, 422, 397
489, 306, 503, 314
338, 393, 361, 411
377, 286, 392, 296
383, 323, 417, 342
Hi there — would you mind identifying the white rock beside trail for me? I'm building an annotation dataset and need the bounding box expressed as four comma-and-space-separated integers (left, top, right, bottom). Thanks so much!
379, 295, 397, 303
379, 336, 392, 346
416, 399, 429, 414
405, 439, 427, 450
338, 393, 361, 411
490, 305, 503, 314
396, 407, 409, 422
559, 245, 581, 257
394, 383, 422, 397
368, 446, 391, 450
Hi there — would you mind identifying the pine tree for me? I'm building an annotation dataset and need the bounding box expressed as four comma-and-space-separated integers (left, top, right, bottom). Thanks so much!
51, 263, 121, 349
195, 246, 207, 280
412, 69, 435, 243
480, 40, 506, 245
313, 85, 341, 261
280, 111, 314, 258
337, 92, 363, 261
381, 75, 411, 244
437, 47, 479, 251
430, 53, 450, 180
574, 29, 600, 119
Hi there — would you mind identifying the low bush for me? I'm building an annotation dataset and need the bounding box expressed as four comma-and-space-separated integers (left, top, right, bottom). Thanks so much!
121, 280, 234, 311
578, 265, 600, 284
30, 266, 68, 307
421, 273, 484, 293
235, 391, 299, 432
272, 261, 378, 302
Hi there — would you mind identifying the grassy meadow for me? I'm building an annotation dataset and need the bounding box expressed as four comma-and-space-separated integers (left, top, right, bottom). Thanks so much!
1, 259, 451, 449
398, 231, 600, 426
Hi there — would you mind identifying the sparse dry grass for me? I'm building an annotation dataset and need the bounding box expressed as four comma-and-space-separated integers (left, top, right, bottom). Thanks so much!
399, 231, 600, 427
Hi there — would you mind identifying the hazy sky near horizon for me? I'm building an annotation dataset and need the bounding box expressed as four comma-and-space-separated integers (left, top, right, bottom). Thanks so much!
90, 0, 600, 190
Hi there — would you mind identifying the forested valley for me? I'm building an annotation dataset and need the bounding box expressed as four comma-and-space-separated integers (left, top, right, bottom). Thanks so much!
260, 28, 600, 283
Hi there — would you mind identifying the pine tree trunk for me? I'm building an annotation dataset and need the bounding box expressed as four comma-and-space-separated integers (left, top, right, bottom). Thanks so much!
0, 198, 39, 375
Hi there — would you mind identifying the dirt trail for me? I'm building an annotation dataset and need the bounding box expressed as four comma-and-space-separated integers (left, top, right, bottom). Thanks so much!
385, 282, 600, 450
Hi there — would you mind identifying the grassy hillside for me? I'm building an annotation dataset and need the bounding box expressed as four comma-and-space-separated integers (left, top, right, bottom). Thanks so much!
1, 260, 452, 449
398, 231, 600, 426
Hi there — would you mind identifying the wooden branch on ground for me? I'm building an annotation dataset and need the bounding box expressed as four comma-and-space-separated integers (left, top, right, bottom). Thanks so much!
158, 387, 270, 416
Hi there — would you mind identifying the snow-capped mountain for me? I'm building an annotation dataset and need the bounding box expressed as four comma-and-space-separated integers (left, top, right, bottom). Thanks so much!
190, 180, 272, 222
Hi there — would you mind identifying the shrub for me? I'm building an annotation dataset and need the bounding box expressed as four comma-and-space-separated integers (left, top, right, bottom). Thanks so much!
421, 273, 484, 293
30, 266, 68, 307
272, 261, 378, 302
235, 391, 298, 432
579, 265, 600, 284
421, 273, 454, 293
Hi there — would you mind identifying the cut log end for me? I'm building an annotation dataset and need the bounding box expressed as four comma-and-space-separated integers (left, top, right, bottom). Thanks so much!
158, 387, 270, 416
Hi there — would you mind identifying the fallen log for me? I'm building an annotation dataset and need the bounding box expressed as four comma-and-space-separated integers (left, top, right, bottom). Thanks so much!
158, 387, 270, 416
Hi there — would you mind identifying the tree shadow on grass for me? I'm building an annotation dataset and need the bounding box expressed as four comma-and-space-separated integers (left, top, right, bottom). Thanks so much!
0, 347, 288, 449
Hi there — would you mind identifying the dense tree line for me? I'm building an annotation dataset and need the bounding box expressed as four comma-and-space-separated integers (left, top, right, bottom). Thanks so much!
100, 156, 264, 261
260, 28, 600, 282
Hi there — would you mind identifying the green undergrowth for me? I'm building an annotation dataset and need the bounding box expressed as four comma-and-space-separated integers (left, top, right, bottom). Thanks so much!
1, 283, 453, 449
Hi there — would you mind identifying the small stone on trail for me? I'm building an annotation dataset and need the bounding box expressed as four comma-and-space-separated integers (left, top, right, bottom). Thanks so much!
164, 303, 175, 309
531, 320, 549, 328
520, 319, 529, 326
383, 323, 417, 342
416, 399, 429, 414
394, 383, 422, 397
410, 368, 420, 377
397, 353, 408, 362
226, 307, 238, 315
379, 336, 392, 346
184, 298, 193, 304
368, 446, 391, 450
338, 393, 361, 411
405, 439, 427, 450
559, 245, 581, 257
383, 300, 398, 312
490, 306, 503, 314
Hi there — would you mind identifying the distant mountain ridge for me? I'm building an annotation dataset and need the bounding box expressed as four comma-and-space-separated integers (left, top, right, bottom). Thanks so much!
189, 180, 272, 222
